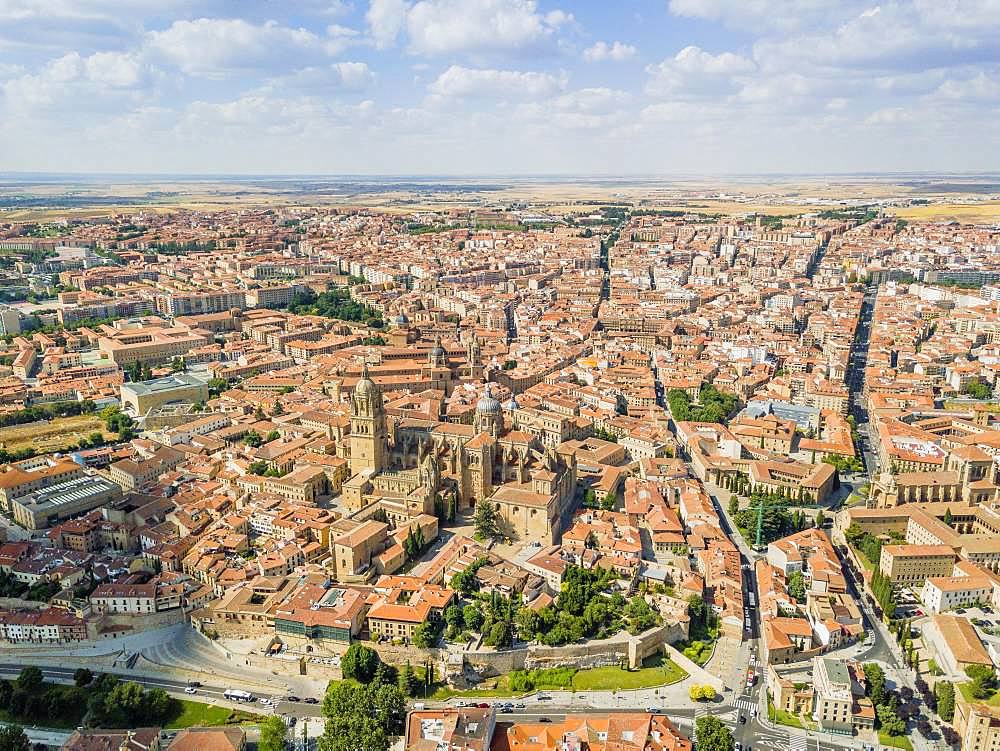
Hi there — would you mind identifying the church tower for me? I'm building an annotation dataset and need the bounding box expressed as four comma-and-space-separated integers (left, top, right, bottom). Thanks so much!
466, 331, 483, 379
350, 362, 387, 475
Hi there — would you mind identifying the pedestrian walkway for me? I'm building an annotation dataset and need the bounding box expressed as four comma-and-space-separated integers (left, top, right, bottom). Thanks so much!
788, 728, 808, 751
733, 696, 756, 715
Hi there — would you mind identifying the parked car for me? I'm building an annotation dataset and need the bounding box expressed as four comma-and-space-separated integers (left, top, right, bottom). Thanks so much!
286, 696, 301, 703
184, 687, 197, 695
303, 697, 318, 705
477, 703, 490, 709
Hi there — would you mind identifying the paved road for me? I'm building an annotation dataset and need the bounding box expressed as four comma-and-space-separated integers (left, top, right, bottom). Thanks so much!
0, 663, 325, 720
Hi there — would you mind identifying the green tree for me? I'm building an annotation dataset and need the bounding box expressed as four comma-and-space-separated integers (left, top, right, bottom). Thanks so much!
728, 495, 739, 515
815, 510, 826, 528
412, 621, 439, 649
398, 662, 421, 697
0, 725, 29, 751
444, 605, 463, 631
936, 680, 955, 722
319, 678, 406, 751
473, 500, 500, 541
259, 715, 288, 751
944, 508, 954, 527
787, 571, 806, 602
463, 604, 484, 632
15, 667, 42, 693
864, 663, 886, 707
966, 664, 995, 699
341, 643, 381, 683
73, 668, 93, 687
695, 716, 734, 751
244, 430, 263, 448
877, 704, 905, 737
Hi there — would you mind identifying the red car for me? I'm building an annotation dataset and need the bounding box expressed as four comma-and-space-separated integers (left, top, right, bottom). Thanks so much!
478, 703, 490, 709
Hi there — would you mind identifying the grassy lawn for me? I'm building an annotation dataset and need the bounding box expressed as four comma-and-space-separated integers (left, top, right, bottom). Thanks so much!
879, 732, 914, 751
958, 682, 1000, 706
429, 655, 687, 698
165, 700, 262, 729
572, 655, 687, 691
767, 698, 813, 730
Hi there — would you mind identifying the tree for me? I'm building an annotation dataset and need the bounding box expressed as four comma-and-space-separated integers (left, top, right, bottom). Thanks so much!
463, 604, 484, 632
815, 510, 826, 528
877, 704, 905, 737
787, 571, 806, 602
728, 496, 739, 515
601, 491, 617, 511
73, 668, 93, 687
15, 667, 42, 693
259, 716, 287, 751
864, 663, 886, 707
398, 662, 421, 697
444, 605, 463, 631
936, 681, 955, 722
341, 643, 381, 683
473, 501, 500, 541
694, 716, 734, 751
0, 725, 29, 751
687, 594, 706, 627
966, 664, 995, 699
244, 430, 263, 448
944, 508, 954, 527
319, 678, 406, 751
412, 621, 439, 649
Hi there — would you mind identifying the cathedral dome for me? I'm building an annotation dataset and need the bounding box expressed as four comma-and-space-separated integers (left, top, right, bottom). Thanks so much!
503, 395, 519, 411
476, 384, 501, 415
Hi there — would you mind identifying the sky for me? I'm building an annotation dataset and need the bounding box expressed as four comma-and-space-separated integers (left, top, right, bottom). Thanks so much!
1, 0, 998, 176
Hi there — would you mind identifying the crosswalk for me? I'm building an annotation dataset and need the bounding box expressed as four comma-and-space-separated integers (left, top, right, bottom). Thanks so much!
788, 729, 808, 751
733, 696, 757, 715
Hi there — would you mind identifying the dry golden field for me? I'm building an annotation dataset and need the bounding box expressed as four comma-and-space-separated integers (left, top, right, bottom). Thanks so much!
0, 415, 109, 453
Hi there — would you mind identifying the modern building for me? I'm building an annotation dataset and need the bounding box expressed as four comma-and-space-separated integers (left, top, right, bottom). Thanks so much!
811, 658, 874, 735
10, 473, 122, 530
121, 373, 209, 415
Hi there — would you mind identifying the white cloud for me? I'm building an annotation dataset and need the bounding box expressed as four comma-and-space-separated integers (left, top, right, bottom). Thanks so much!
933, 71, 1000, 102
366, 0, 407, 49
646, 45, 754, 97
428, 64, 567, 99
365, 0, 572, 56
1, 50, 150, 110
667, 0, 862, 31
864, 107, 913, 126
582, 41, 636, 62
145, 18, 352, 77
83, 50, 145, 87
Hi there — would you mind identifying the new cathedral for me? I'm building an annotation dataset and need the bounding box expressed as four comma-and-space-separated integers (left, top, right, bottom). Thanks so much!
340, 362, 577, 543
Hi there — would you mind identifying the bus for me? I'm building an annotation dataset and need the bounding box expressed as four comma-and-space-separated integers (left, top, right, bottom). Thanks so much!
224, 689, 254, 702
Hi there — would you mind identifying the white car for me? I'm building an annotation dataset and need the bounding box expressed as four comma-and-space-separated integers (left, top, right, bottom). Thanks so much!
184, 687, 197, 695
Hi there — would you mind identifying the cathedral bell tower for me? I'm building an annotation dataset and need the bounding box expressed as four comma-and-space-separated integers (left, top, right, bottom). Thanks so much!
350, 362, 387, 475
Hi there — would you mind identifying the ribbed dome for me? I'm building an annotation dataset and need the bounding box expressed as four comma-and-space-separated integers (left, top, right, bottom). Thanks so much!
355, 362, 377, 398
476, 384, 501, 414
503, 396, 519, 411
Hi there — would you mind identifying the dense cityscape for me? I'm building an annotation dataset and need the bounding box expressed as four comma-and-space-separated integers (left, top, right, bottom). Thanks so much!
3, 0, 1000, 749
0, 187, 997, 751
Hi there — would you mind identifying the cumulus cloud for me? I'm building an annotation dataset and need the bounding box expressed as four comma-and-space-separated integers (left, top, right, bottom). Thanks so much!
145, 18, 351, 77
646, 45, 754, 97
582, 41, 636, 62
365, 0, 572, 56
428, 64, 567, 99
